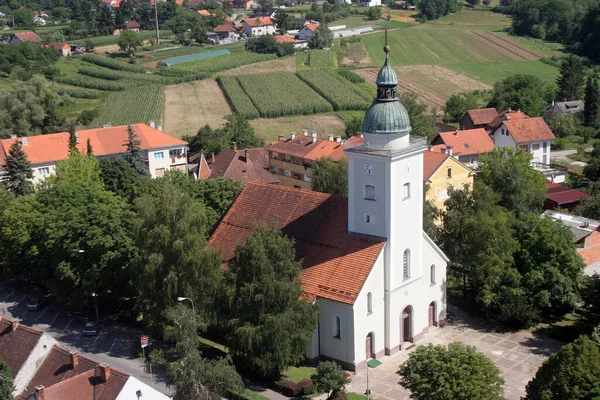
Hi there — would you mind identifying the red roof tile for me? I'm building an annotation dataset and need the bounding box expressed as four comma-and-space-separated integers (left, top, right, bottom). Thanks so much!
423, 151, 449, 181
47, 42, 70, 50
124, 20, 140, 29
503, 117, 555, 143
431, 128, 495, 156
197, 9, 211, 16
275, 35, 295, 44
268, 135, 355, 162
208, 183, 385, 304
206, 148, 279, 185
0, 124, 186, 165
546, 188, 593, 205
488, 109, 528, 131
303, 23, 319, 32
243, 17, 273, 26
0, 318, 43, 377
465, 108, 498, 126
13, 31, 43, 42
215, 22, 236, 32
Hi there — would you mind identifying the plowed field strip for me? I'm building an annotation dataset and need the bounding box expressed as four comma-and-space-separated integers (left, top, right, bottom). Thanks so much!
470, 31, 542, 61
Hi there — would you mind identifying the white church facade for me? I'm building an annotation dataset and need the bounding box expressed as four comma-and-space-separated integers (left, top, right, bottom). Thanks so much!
208, 44, 448, 370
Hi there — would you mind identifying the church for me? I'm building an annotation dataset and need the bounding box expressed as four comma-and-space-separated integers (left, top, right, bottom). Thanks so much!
207, 44, 448, 371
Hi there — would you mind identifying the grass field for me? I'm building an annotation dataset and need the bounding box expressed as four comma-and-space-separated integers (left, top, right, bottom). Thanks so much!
428, 9, 511, 27
249, 113, 346, 143
444, 60, 560, 85
168, 51, 276, 73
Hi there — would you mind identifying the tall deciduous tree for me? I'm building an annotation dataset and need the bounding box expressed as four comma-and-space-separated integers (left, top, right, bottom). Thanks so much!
398, 342, 505, 400
117, 30, 142, 54
489, 74, 551, 117
123, 125, 150, 177
133, 182, 222, 335
525, 335, 600, 400
2, 140, 33, 196
311, 157, 348, 196
556, 55, 585, 102
0, 356, 12, 400
99, 158, 141, 199
224, 226, 319, 378
308, 25, 333, 49
584, 76, 600, 127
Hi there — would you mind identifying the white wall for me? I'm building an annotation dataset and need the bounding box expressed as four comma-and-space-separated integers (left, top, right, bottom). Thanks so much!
318, 299, 355, 365
147, 146, 188, 178
492, 124, 517, 149
528, 140, 551, 164
13, 333, 56, 396
493, 124, 551, 164
116, 376, 172, 400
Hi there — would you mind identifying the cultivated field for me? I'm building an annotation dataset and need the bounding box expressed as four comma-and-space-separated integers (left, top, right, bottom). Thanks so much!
164, 80, 231, 137
297, 69, 371, 111
249, 113, 347, 143
217, 57, 297, 76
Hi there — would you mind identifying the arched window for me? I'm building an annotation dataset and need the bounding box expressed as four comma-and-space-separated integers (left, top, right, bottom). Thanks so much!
403, 249, 410, 280
430, 264, 436, 285
334, 316, 341, 339
403, 182, 411, 199
364, 184, 376, 201
367, 292, 373, 314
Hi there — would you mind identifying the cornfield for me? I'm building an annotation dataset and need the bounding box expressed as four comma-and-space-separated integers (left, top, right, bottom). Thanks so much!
297, 70, 370, 111
55, 75, 131, 91
236, 72, 332, 118
307, 50, 337, 69
337, 69, 365, 84
89, 84, 165, 128
57, 85, 105, 99
82, 54, 147, 73
217, 76, 260, 120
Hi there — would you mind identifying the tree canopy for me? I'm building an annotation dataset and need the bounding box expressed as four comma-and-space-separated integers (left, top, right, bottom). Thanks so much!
2, 140, 33, 196
0, 356, 12, 400
308, 25, 333, 49
556, 55, 585, 102
398, 342, 505, 400
488, 74, 552, 117
584, 76, 600, 127
311, 361, 351, 399
311, 157, 348, 197
122, 125, 150, 177
117, 30, 142, 53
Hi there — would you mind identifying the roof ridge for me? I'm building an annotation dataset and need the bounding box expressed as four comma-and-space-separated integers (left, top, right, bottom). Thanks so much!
245, 181, 332, 199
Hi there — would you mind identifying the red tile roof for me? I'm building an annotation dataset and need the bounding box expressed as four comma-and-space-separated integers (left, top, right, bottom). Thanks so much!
465, 108, 498, 126
124, 20, 140, 29
503, 117, 555, 144
0, 318, 43, 377
197, 9, 211, 16
0, 124, 187, 166
243, 17, 273, 27
488, 109, 528, 131
268, 135, 357, 162
214, 22, 236, 33
13, 31, 43, 42
423, 151, 449, 181
47, 42, 70, 50
431, 128, 495, 156
206, 148, 279, 185
303, 23, 319, 32
275, 35, 295, 44
197, 152, 211, 180
208, 183, 385, 304
546, 187, 593, 205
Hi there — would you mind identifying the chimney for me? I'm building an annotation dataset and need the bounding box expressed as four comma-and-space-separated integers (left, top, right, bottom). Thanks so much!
96, 363, 111, 383
335, 136, 341, 143
291, 132, 296, 140
69, 350, 79, 368
149, 121, 156, 128
508, 107, 511, 112
244, 148, 248, 164
22, 136, 28, 146
75, 132, 79, 144
447, 146, 453, 156
10, 134, 16, 139
232, 142, 237, 151
360, 133, 364, 139
328, 134, 334, 141
11, 320, 18, 331
303, 129, 308, 136
441, 147, 447, 154
211, 153, 215, 163
157, 124, 163, 132
311, 131, 317, 143
427, 145, 433, 152
278, 135, 284, 142
552, 100, 555, 106
453, 129, 458, 136
35, 385, 45, 400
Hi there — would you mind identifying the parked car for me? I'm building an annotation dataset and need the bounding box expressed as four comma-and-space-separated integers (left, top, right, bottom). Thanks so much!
83, 321, 100, 336
27, 298, 43, 311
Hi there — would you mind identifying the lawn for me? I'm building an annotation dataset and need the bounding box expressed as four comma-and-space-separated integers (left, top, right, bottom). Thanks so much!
346, 393, 368, 400
231, 389, 270, 400
249, 112, 347, 143
532, 313, 583, 343
427, 9, 511, 28
282, 366, 316, 383
445, 60, 560, 85
495, 32, 566, 58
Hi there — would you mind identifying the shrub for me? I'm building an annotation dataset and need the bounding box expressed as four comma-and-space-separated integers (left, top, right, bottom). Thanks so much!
276, 378, 315, 397
311, 361, 350, 399
57, 85, 104, 99
337, 69, 365, 83
79, 109, 99, 125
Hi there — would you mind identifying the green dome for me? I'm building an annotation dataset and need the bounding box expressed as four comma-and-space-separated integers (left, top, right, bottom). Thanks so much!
376, 57, 398, 86
362, 100, 411, 135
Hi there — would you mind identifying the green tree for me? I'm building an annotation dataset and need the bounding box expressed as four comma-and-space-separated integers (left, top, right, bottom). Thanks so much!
584, 76, 600, 127
311, 156, 348, 196
2, 140, 33, 196
444, 93, 479, 123
398, 342, 505, 400
87, 138, 93, 156
224, 226, 319, 378
185, 114, 262, 156
123, 125, 150, 176
68, 123, 79, 155
133, 182, 222, 335
117, 30, 142, 54
556, 55, 585, 102
191, 19, 209, 44
344, 116, 363, 137
273, 8, 289, 33
477, 147, 547, 217
0, 356, 12, 400
311, 361, 351, 399
577, 197, 600, 220
489, 74, 551, 117
548, 113, 577, 138
308, 25, 333, 49
12, 8, 34, 26
399, 93, 439, 141
366, 6, 382, 20
525, 335, 600, 400
99, 158, 141, 199
581, 275, 600, 331
162, 304, 243, 400
584, 145, 600, 182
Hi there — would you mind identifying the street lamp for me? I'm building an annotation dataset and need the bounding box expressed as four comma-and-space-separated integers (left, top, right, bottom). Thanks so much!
177, 296, 195, 311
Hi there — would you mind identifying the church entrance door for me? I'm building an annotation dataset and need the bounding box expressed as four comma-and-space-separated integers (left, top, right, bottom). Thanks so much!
429, 302, 436, 327
366, 333, 373, 360
402, 306, 412, 345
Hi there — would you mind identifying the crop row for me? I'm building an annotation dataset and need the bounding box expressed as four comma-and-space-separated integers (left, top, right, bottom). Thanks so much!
56, 85, 105, 99
82, 54, 147, 73
169, 52, 277, 74
337, 69, 365, 83
216, 76, 260, 120
236, 72, 332, 118
296, 70, 370, 111
89, 84, 164, 128
54, 75, 134, 91
72, 30, 173, 47
307, 50, 336, 68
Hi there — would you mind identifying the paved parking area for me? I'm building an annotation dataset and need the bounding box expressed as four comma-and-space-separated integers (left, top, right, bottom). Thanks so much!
346, 305, 564, 400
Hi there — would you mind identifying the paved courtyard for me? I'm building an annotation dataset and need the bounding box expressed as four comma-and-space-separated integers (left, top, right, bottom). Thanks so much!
346, 305, 564, 400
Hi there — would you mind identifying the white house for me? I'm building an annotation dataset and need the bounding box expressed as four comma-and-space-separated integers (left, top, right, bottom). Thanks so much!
241, 17, 276, 37
297, 22, 319, 40
361, 0, 382, 6
491, 116, 555, 165
208, 46, 448, 371
0, 123, 188, 184
33, 16, 46, 25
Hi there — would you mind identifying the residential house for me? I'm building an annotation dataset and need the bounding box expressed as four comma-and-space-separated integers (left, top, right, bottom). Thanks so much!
491, 115, 555, 164
210, 48, 448, 371
214, 22, 238, 39
33, 16, 46, 25
232, 0, 255, 9
267, 132, 362, 189
435, 118, 456, 133
430, 128, 495, 168
101, 0, 121, 9
0, 123, 188, 184
241, 17, 276, 37
545, 100, 585, 120
361, 0, 382, 6
9, 31, 43, 45
253, 7, 278, 17
274, 34, 303, 47
197, 9, 212, 16
542, 210, 600, 276
544, 182, 593, 211
113, 20, 140, 35
423, 148, 473, 212
46, 42, 72, 56
193, 145, 280, 185
486, 107, 528, 133
460, 107, 498, 130
298, 22, 319, 40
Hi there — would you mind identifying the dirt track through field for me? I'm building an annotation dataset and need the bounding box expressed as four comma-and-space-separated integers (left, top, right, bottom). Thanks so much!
470, 30, 542, 60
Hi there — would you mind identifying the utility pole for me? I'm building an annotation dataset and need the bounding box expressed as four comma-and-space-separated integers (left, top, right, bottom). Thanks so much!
154, 1, 160, 45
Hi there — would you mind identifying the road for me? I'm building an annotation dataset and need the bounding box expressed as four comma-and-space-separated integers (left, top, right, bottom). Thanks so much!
0, 282, 172, 396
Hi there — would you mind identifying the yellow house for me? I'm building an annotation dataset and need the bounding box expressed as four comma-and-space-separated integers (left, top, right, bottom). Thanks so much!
423, 149, 474, 212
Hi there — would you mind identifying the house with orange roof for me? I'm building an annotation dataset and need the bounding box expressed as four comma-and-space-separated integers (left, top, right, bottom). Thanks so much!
423, 148, 473, 212
298, 22, 320, 40
46, 42, 71, 56
232, 0, 255, 9
487, 107, 528, 132
214, 22, 239, 38
212, 48, 449, 371
101, 0, 121, 8
9, 31, 43, 45
0, 123, 188, 184
460, 107, 498, 130
430, 127, 495, 168
241, 17, 276, 37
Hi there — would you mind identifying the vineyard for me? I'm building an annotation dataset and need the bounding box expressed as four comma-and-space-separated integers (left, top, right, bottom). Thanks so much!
297, 70, 370, 111
216, 76, 260, 119
89, 84, 164, 128
236, 72, 333, 118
